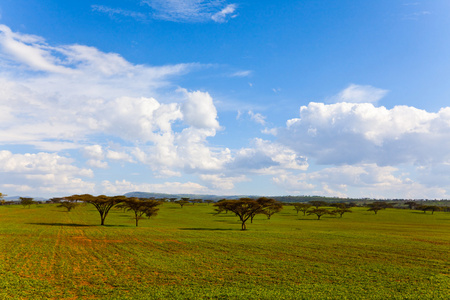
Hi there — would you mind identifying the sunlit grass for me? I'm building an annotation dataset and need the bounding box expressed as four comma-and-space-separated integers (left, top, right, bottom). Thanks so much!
0, 203, 448, 299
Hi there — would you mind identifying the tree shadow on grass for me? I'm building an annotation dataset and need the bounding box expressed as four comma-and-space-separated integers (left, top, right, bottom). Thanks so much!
27, 222, 94, 227
178, 227, 234, 231
214, 214, 236, 217
213, 219, 240, 225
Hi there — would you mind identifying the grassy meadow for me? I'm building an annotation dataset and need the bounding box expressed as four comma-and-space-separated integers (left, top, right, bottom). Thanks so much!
0, 202, 449, 299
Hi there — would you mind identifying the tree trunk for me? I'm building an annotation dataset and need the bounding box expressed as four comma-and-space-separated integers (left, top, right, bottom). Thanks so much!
241, 222, 246, 230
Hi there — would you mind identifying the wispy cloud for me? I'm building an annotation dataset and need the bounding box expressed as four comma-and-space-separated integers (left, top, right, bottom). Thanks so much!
329, 84, 388, 104
230, 70, 252, 77
211, 4, 237, 23
141, 0, 238, 23
92, 5, 147, 21
248, 110, 266, 126
402, 11, 431, 20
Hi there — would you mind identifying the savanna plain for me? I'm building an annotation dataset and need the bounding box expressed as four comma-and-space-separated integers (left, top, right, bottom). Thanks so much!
0, 202, 448, 299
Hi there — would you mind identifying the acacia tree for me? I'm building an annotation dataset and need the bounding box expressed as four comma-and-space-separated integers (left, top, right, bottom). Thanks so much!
204, 200, 214, 205
404, 201, 418, 210
308, 200, 327, 209
67, 194, 126, 225
57, 200, 79, 212
0, 193, 6, 205
367, 202, 394, 214
213, 198, 282, 230
307, 208, 335, 220
20, 197, 34, 208
417, 205, 441, 214
293, 203, 312, 215
330, 202, 348, 209
332, 208, 352, 218
213, 199, 230, 214
49, 197, 64, 203
189, 199, 203, 205
117, 197, 161, 226
175, 199, 189, 208
257, 197, 283, 220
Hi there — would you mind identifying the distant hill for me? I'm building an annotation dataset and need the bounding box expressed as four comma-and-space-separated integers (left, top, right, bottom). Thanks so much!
124, 192, 253, 201
123, 192, 443, 204
4, 196, 48, 202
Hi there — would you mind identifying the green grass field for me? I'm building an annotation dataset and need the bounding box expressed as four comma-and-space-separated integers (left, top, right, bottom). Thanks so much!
0, 203, 449, 299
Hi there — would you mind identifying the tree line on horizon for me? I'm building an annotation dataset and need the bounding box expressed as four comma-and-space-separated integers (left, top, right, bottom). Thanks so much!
0, 192, 449, 230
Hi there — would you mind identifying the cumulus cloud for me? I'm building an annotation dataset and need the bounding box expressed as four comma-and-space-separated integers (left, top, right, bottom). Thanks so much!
0, 25, 236, 196
83, 145, 104, 160
141, 0, 237, 23
272, 163, 449, 199
181, 89, 220, 130
0, 151, 95, 195
228, 139, 308, 174
330, 84, 388, 104
106, 150, 134, 163
280, 102, 450, 166
199, 173, 247, 190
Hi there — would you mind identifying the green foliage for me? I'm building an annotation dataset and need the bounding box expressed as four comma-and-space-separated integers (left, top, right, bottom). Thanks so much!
307, 208, 335, 220
308, 200, 328, 208
175, 199, 189, 208
213, 197, 282, 230
57, 201, 79, 212
66, 194, 126, 225
332, 207, 353, 218
19, 197, 34, 208
417, 205, 442, 214
366, 202, 394, 214
0, 193, 6, 205
292, 203, 311, 215
116, 197, 161, 226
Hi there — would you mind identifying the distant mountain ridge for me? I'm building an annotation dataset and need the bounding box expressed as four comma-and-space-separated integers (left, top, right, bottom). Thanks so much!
4, 196, 48, 201
124, 191, 253, 201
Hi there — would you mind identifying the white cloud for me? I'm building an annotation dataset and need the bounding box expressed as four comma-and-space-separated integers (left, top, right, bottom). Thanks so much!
142, 0, 237, 23
230, 70, 252, 77
199, 173, 247, 190
228, 139, 308, 174
106, 150, 134, 163
211, 4, 237, 23
83, 145, 104, 160
0, 25, 236, 196
86, 159, 108, 169
91, 5, 147, 21
281, 102, 450, 166
0, 25, 72, 74
330, 84, 388, 104
248, 110, 266, 126
272, 164, 450, 199
101, 179, 208, 195
181, 89, 220, 130
0, 151, 95, 196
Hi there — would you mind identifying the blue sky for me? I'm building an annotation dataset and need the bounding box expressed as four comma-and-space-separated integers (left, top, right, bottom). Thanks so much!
1, 0, 450, 199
